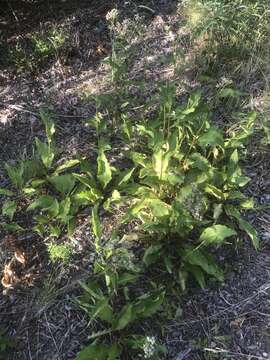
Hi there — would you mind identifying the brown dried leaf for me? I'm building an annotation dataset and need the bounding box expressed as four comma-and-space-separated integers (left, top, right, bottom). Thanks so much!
14, 249, 26, 265
1, 263, 18, 288
230, 317, 246, 328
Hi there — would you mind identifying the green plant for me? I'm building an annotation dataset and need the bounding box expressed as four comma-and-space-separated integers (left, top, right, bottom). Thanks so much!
183, 0, 270, 78
119, 90, 258, 288
75, 247, 166, 360
48, 242, 72, 263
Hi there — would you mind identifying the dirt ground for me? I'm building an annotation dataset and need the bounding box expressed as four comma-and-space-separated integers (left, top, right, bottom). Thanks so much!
1, 1, 270, 359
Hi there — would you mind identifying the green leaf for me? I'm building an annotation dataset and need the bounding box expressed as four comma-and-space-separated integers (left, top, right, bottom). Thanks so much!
115, 168, 135, 187
2, 200, 17, 221
198, 128, 224, 148
204, 184, 226, 200
58, 197, 71, 222
49, 174, 75, 195
27, 195, 55, 211
153, 148, 170, 179
0, 189, 15, 196
93, 299, 114, 324
0, 222, 24, 232
143, 245, 163, 267
40, 109, 55, 143
113, 304, 133, 330
213, 203, 223, 221
148, 199, 171, 218
92, 203, 102, 244
54, 159, 80, 174
225, 205, 259, 250
35, 138, 54, 169
227, 149, 239, 178
97, 143, 112, 189
5, 163, 24, 189
199, 225, 236, 246
189, 266, 206, 288
183, 247, 224, 282
134, 290, 165, 318
75, 344, 111, 360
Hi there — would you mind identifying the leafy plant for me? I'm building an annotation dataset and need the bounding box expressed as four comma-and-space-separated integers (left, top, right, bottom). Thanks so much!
120, 90, 258, 288
75, 248, 165, 360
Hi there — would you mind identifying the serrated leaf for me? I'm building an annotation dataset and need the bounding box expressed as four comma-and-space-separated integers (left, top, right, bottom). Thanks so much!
199, 225, 236, 246
2, 200, 17, 221
49, 174, 75, 195
5, 163, 24, 189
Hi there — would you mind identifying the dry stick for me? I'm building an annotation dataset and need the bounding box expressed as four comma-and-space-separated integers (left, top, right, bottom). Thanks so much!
204, 347, 267, 360
44, 311, 61, 359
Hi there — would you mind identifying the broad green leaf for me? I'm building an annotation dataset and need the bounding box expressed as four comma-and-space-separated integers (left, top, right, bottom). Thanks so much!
0, 222, 24, 232
190, 153, 209, 171
27, 195, 55, 211
97, 146, 112, 189
72, 174, 98, 190
213, 203, 223, 221
153, 148, 170, 179
54, 159, 80, 174
107, 344, 121, 360
227, 149, 239, 178
113, 304, 133, 330
225, 205, 259, 250
198, 128, 224, 148
58, 197, 71, 222
148, 199, 171, 218
75, 343, 110, 360
92, 203, 102, 244
49, 174, 75, 195
93, 299, 114, 324
189, 266, 206, 288
143, 245, 163, 267
218, 88, 246, 98
115, 168, 135, 187
35, 138, 54, 169
134, 290, 165, 318
0, 189, 15, 196
2, 200, 17, 221
73, 188, 102, 205
204, 184, 226, 200
183, 247, 224, 282
40, 110, 55, 144
199, 225, 236, 246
